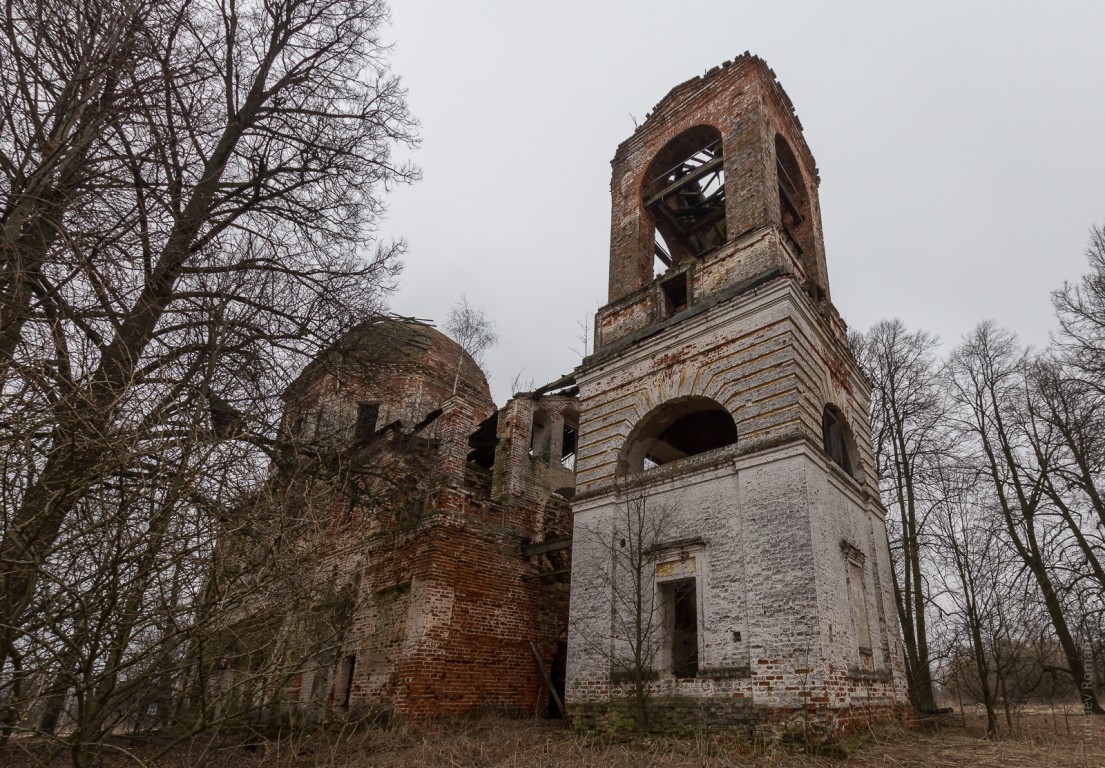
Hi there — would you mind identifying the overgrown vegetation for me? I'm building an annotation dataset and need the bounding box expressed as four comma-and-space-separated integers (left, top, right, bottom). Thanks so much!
0, 0, 415, 764
2, 0, 1104, 760
2, 711, 1103, 768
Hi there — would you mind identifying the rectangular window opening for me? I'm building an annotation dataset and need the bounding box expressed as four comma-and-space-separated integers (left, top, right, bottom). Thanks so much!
354, 402, 380, 442
661, 273, 688, 317
341, 492, 356, 524
560, 421, 577, 471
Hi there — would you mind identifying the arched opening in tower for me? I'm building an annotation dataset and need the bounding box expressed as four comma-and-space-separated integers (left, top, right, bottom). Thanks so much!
618, 396, 737, 475
643, 126, 727, 276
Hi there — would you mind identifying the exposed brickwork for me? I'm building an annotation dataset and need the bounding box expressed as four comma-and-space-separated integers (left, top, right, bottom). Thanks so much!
567, 56, 909, 737
218, 55, 909, 740
338, 508, 570, 718
218, 319, 576, 722
605, 54, 829, 317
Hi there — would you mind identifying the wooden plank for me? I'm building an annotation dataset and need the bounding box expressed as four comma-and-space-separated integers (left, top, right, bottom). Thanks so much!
654, 242, 673, 268
529, 640, 565, 718
522, 536, 572, 558
643, 155, 724, 208
530, 372, 577, 398
680, 206, 727, 237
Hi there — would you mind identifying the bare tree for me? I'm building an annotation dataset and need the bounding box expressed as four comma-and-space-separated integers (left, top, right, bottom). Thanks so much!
574, 484, 678, 733
444, 295, 498, 378
854, 319, 946, 713
932, 464, 1060, 736
1026, 230, 1105, 600
509, 368, 536, 396
929, 467, 1004, 738
849, 230, 1105, 731
0, 0, 417, 761
1053, 224, 1105, 389
1026, 359, 1105, 595
946, 322, 1103, 714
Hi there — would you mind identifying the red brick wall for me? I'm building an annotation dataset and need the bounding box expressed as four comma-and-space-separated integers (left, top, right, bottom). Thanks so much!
604, 54, 828, 310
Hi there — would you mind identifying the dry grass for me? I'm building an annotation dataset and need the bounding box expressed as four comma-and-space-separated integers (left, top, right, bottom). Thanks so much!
3, 709, 1103, 768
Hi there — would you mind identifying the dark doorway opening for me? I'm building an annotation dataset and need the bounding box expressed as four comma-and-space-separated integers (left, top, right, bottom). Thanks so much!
664, 578, 698, 679
548, 640, 568, 719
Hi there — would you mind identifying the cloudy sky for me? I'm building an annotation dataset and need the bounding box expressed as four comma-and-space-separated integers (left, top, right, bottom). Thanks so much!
377, 0, 1105, 404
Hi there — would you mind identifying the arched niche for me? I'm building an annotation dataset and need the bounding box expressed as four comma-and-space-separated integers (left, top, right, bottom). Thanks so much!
822, 403, 860, 479
643, 125, 727, 274
617, 396, 737, 476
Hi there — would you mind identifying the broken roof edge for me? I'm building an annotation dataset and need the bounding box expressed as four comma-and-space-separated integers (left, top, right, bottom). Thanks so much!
612, 53, 818, 182
513, 371, 578, 400
278, 313, 496, 409
647, 53, 760, 120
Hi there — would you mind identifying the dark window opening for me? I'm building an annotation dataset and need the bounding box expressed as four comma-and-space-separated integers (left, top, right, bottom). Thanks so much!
822, 404, 857, 477
662, 578, 698, 679
354, 402, 379, 442
660, 272, 689, 317
654, 230, 674, 276
777, 156, 804, 231
644, 126, 727, 272
467, 411, 499, 470
530, 409, 550, 459
619, 396, 737, 475
342, 487, 357, 524
560, 411, 578, 471
547, 640, 568, 719
336, 654, 356, 708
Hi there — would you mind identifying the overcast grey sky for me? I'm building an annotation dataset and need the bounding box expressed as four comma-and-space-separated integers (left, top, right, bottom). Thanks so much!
378, 0, 1105, 404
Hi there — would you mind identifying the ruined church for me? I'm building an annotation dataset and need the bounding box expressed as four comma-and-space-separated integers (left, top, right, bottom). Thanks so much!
216, 54, 908, 734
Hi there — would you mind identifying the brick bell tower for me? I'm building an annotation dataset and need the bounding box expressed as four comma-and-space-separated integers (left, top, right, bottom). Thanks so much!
565, 55, 907, 734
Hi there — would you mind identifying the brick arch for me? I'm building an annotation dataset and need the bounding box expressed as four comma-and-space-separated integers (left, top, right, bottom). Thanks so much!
616, 395, 737, 477
642, 124, 727, 269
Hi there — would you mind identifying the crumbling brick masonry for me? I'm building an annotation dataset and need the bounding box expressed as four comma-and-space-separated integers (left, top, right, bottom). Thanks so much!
565, 53, 909, 736
215, 54, 909, 737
